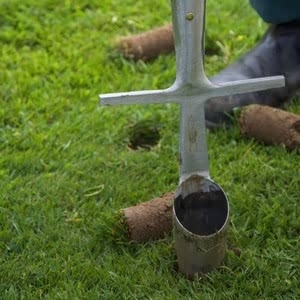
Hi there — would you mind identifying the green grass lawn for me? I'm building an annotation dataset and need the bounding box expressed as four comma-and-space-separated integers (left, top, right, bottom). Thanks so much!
0, 0, 299, 299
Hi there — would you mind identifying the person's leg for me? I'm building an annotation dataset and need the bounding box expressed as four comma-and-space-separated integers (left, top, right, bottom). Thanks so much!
250, 0, 300, 24
205, 1, 300, 128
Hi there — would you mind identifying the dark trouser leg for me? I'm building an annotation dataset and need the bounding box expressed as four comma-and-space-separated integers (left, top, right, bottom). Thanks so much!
205, 3, 300, 128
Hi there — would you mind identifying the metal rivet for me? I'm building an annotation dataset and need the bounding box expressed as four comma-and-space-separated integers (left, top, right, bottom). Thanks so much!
186, 12, 194, 21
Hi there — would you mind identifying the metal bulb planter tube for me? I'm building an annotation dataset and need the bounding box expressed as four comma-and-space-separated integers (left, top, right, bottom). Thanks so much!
173, 175, 229, 277
100, 0, 284, 278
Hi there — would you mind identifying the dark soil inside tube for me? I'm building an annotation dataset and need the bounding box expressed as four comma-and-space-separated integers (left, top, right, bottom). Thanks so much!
174, 190, 228, 236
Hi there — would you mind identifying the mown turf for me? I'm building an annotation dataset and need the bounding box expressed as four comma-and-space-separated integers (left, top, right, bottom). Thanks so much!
0, 0, 299, 299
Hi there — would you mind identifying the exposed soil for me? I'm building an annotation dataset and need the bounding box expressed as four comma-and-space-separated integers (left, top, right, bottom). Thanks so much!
174, 190, 228, 236
239, 104, 300, 151
117, 24, 174, 61
122, 192, 174, 242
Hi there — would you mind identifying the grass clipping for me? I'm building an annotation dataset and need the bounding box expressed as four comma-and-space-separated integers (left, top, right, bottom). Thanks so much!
239, 104, 300, 151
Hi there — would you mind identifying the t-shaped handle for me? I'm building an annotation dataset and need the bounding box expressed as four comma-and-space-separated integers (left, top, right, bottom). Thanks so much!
100, 0, 285, 182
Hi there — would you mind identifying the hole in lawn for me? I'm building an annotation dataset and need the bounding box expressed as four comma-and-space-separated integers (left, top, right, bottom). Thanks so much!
128, 119, 162, 150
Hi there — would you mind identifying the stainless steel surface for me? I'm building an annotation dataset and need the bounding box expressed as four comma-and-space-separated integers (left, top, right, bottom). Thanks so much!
173, 175, 229, 277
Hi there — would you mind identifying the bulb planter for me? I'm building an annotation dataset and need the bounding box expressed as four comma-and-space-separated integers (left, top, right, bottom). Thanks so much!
100, 0, 284, 279
173, 175, 229, 277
